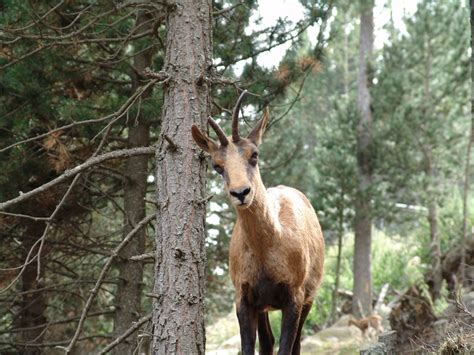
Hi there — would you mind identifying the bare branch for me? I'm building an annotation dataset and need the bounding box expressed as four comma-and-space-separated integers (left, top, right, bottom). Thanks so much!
130, 253, 155, 262
0, 147, 155, 211
163, 134, 178, 151
0, 211, 50, 221
65, 214, 155, 353
213, 2, 245, 17
0, 78, 160, 153
97, 314, 152, 354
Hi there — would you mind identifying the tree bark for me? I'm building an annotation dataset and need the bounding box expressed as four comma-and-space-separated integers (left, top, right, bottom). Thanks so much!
151, 0, 212, 353
112, 10, 155, 355
353, 0, 374, 318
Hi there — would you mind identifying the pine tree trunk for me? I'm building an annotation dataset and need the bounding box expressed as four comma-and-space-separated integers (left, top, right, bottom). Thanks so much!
151, 0, 212, 353
427, 194, 442, 299
112, 11, 155, 354
353, 0, 374, 318
16, 221, 47, 355
330, 192, 344, 323
462, 0, 474, 285
421, 33, 443, 300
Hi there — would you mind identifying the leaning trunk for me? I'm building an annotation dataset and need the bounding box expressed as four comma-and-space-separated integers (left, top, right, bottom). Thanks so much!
151, 0, 212, 353
353, 0, 374, 318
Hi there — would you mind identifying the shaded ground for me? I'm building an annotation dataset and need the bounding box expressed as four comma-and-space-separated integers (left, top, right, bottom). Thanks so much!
206, 313, 378, 354
206, 290, 474, 354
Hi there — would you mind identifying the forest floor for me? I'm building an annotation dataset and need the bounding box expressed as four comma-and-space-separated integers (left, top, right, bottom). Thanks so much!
205, 289, 474, 354
206, 313, 378, 354
395, 289, 474, 353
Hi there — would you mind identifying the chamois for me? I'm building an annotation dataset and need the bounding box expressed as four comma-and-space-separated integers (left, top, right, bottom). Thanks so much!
348, 314, 384, 335
191, 91, 325, 355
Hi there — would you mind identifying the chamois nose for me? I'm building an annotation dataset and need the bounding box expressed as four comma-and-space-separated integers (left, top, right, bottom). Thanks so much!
230, 187, 251, 203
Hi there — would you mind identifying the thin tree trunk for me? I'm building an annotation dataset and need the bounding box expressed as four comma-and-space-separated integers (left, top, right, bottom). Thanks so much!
343, 14, 349, 97
353, 0, 374, 318
462, 0, 474, 285
151, 0, 212, 353
16, 221, 47, 355
112, 10, 155, 355
421, 34, 443, 300
330, 192, 345, 324
427, 190, 442, 299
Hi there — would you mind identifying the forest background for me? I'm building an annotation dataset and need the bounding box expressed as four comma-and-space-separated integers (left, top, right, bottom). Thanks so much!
0, 0, 472, 354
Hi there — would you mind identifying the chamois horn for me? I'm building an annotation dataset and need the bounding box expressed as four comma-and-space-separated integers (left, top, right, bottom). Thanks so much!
231, 90, 248, 142
208, 117, 229, 146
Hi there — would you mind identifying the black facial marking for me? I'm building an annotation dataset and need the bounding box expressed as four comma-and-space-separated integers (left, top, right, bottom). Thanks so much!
223, 170, 230, 184
249, 151, 258, 167
213, 165, 224, 175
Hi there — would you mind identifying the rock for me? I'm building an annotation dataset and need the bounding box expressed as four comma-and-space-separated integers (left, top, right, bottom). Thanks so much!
316, 325, 364, 343
332, 314, 353, 328
300, 324, 364, 354
220, 334, 241, 349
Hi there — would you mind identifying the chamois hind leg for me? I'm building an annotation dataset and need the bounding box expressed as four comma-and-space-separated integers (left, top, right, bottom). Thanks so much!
257, 311, 274, 355
237, 301, 258, 355
277, 301, 302, 355
291, 302, 312, 355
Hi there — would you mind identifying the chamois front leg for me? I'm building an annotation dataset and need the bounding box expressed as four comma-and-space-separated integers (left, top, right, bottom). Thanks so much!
277, 301, 302, 355
236, 300, 258, 355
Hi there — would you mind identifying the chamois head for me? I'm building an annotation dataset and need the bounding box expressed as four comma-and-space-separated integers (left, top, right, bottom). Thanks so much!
191, 91, 269, 209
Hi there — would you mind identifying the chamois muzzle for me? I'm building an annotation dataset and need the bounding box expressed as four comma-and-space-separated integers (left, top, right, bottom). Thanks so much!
229, 187, 251, 204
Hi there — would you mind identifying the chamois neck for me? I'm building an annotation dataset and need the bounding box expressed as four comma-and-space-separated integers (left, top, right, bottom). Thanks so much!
235, 173, 278, 254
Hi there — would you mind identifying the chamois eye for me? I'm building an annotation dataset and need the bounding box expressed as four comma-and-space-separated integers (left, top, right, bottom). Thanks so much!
249, 152, 258, 166
214, 165, 224, 175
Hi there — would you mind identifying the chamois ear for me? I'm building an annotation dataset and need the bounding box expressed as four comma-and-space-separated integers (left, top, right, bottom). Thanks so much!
247, 106, 269, 146
191, 124, 218, 153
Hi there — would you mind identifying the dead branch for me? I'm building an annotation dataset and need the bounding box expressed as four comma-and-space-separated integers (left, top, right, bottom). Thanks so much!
0, 147, 155, 211
36, 174, 82, 280
130, 253, 155, 261
0, 211, 50, 221
97, 314, 152, 354
0, 78, 159, 153
375, 283, 390, 312
455, 289, 474, 320
0, 311, 113, 335
213, 2, 245, 17
65, 213, 155, 353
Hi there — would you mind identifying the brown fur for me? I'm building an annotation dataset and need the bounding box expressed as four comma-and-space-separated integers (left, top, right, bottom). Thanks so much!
348, 314, 384, 334
230, 183, 324, 308
192, 106, 325, 354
